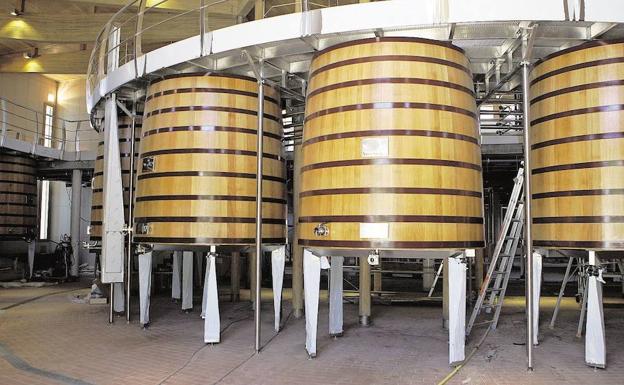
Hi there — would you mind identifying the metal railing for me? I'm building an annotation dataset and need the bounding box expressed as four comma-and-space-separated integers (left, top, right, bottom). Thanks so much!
0, 96, 98, 154
86, 0, 378, 107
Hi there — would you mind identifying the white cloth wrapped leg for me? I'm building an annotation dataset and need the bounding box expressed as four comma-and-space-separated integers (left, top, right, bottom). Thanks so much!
204, 254, 220, 343
182, 251, 193, 311
448, 253, 467, 365
304, 249, 321, 357
329, 256, 344, 336
172, 251, 182, 301
138, 251, 152, 326
271, 246, 286, 332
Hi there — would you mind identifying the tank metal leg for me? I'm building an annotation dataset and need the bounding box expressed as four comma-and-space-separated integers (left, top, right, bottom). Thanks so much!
182, 251, 193, 311
138, 251, 152, 327
585, 251, 606, 368
204, 252, 220, 343
359, 256, 371, 326
448, 251, 468, 366
271, 245, 286, 332
329, 256, 344, 337
303, 249, 321, 358
531, 251, 543, 345
27, 240, 36, 279
231, 251, 240, 302
172, 251, 181, 302
113, 282, 125, 313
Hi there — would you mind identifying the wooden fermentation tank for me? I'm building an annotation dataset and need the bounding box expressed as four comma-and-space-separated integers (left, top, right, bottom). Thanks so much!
0, 152, 37, 238
530, 40, 624, 250
298, 37, 485, 254
133, 73, 287, 247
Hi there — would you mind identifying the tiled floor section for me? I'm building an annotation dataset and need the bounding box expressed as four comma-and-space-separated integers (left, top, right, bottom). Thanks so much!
1, 281, 623, 385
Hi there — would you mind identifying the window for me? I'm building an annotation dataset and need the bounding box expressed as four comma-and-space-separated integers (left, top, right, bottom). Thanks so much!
39, 103, 54, 239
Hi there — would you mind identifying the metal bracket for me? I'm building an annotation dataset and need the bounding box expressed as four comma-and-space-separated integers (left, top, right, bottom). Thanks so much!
135, 222, 151, 235
142, 156, 154, 172
313, 223, 329, 237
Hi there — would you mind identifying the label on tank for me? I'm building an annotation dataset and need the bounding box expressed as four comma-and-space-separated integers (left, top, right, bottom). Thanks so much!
361, 137, 389, 157
360, 223, 389, 239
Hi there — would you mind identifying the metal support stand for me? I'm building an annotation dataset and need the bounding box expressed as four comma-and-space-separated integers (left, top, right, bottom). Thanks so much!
182, 251, 193, 311
422, 259, 435, 291
271, 246, 286, 332
70, 169, 82, 277
203, 251, 220, 343
138, 251, 152, 327
201, 250, 212, 319
577, 280, 589, 338
448, 251, 468, 366
532, 251, 543, 345
585, 251, 606, 368
113, 282, 125, 313
27, 240, 36, 279
428, 261, 444, 297
329, 256, 344, 337
172, 251, 181, 301
303, 249, 321, 358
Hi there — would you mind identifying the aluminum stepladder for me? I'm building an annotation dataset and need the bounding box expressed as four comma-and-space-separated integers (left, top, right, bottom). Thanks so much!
466, 167, 525, 336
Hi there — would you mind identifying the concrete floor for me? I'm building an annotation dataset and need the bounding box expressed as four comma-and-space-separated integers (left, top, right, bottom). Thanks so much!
1, 281, 624, 385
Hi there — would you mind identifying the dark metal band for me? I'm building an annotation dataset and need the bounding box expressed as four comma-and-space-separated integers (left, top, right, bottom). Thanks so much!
533, 240, 624, 249
299, 187, 483, 198
533, 39, 624, 66
140, 148, 282, 160
141, 125, 282, 141
0, 202, 36, 207
0, 169, 36, 177
0, 190, 36, 196
135, 195, 286, 204
134, 216, 285, 224
149, 72, 258, 85
136, 171, 286, 183
530, 79, 624, 105
0, 213, 37, 218
146, 87, 279, 105
531, 131, 624, 150
98, 138, 140, 145
133, 236, 286, 245
533, 216, 624, 224
313, 37, 466, 58
299, 215, 483, 224
310, 55, 471, 80
144, 106, 280, 122
532, 160, 624, 174
0, 179, 36, 186
301, 158, 482, 172
299, 239, 485, 249
303, 129, 478, 147
531, 57, 624, 86
96, 153, 139, 160
532, 188, 624, 199
0, 160, 36, 168
531, 104, 624, 126
304, 102, 477, 122
308, 77, 475, 98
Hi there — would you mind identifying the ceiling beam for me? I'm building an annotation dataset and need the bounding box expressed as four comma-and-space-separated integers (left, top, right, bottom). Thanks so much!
0, 12, 237, 43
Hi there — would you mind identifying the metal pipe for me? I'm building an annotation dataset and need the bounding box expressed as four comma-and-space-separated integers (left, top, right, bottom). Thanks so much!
477, 66, 522, 107
70, 169, 82, 277
126, 99, 137, 323
109, 283, 114, 323
254, 60, 265, 353
521, 61, 534, 371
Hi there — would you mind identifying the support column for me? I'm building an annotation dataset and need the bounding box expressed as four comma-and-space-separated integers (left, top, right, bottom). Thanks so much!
359, 256, 371, 326
329, 256, 344, 336
182, 251, 193, 311
303, 249, 321, 357
532, 252, 543, 345
172, 251, 181, 302
585, 251, 606, 368
204, 252, 220, 343
231, 251, 240, 302
138, 251, 152, 327
271, 246, 286, 332
448, 252, 468, 366
201, 249, 214, 319
422, 259, 435, 291
475, 248, 485, 290
70, 169, 82, 277
292, 143, 304, 318
254, 0, 264, 19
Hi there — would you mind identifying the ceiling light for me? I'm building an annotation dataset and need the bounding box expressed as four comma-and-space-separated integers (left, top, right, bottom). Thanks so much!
10, 9, 21, 16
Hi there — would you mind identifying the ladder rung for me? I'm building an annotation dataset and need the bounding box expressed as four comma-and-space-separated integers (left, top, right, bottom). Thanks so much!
473, 320, 495, 327
481, 303, 501, 310
511, 218, 521, 222
486, 287, 503, 293
491, 270, 506, 275
504, 236, 515, 240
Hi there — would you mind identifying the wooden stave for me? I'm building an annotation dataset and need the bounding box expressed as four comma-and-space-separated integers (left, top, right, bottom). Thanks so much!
530, 40, 624, 250
89, 119, 142, 240
299, 37, 485, 251
0, 153, 37, 237
134, 74, 287, 246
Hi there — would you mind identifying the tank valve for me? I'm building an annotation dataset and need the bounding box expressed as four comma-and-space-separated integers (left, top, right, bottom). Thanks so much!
142, 156, 154, 172
136, 222, 151, 235
367, 249, 380, 266
314, 223, 329, 237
